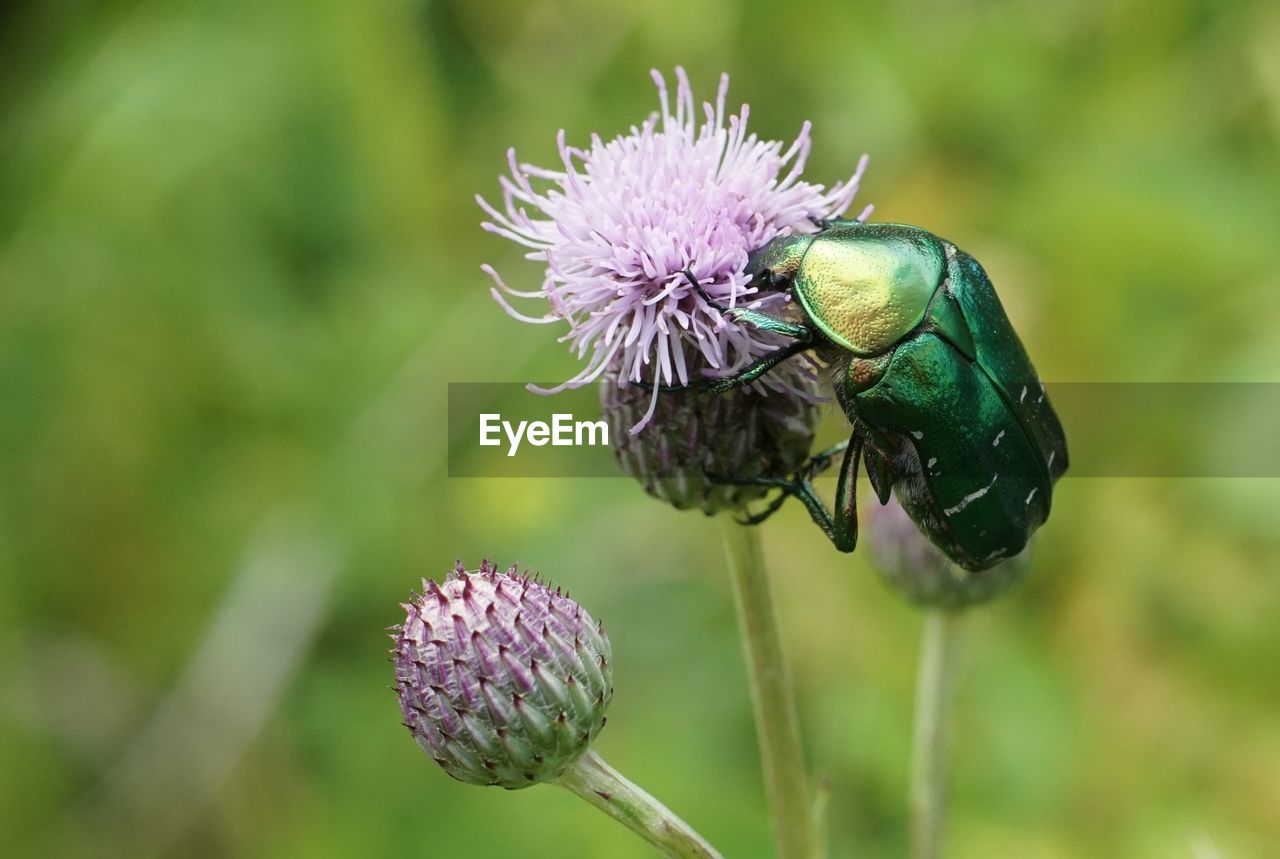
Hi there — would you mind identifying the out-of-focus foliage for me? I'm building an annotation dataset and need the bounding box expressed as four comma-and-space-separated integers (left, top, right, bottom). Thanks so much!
2, 1, 1278, 857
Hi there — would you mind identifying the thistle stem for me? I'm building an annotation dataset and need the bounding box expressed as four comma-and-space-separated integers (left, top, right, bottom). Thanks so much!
910, 607, 963, 859
557, 749, 724, 859
720, 519, 820, 859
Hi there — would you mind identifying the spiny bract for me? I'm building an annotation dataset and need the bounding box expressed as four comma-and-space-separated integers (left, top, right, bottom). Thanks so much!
392, 560, 612, 789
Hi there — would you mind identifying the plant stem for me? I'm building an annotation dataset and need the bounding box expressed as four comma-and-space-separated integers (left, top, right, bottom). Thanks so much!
557, 749, 724, 859
720, 519, 819, 859
910, 607, 963, 859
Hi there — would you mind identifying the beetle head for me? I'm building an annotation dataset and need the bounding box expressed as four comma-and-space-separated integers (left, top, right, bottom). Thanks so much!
745, 232, 814, 289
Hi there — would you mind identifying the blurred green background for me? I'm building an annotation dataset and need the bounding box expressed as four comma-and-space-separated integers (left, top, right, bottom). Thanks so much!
3, 1, 1279, 857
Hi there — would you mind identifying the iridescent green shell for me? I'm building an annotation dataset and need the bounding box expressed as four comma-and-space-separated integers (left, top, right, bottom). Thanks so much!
749, 223, 1068, 571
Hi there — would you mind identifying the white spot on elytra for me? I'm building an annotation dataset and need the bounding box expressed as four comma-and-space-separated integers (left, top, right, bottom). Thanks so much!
993, 430, 1005, 447
910, 430, 924, 440
1025, 487, 1038, 505
943, 474, 998, 517
1019, 385, 1027, 403
1047, 451, 1056, 469
927, 457, 938, 468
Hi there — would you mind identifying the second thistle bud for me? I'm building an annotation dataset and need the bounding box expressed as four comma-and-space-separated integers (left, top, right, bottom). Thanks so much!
393, 561, 612, 789
601, 362, 821, 515
866, 497, 1030, 609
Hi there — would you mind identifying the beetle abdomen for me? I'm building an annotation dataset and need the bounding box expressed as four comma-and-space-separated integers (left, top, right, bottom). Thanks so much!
855, 333, 1051, 571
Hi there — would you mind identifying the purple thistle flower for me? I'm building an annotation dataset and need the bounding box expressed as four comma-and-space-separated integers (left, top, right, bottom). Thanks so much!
478, 67, 871, 432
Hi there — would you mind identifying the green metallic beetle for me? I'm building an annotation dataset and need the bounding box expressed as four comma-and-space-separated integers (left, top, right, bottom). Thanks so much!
682, 219, 1068, 572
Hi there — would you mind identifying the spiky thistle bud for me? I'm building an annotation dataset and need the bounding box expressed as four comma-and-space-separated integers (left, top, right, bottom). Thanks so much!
600, 362, 820, 515
392, 560, 612, 789
867, 497, 1030, 609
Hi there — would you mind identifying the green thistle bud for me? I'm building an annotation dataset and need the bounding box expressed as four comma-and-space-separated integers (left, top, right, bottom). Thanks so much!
867, 498, 1030, 609
600, 364, 820, 515
393, 560, 612, 789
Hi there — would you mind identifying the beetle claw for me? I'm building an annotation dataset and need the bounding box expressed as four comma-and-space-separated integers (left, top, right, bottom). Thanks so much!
702, 468, 730, 485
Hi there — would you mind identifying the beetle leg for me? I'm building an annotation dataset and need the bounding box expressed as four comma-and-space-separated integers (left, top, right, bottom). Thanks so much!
701, 340, 812, 394
701, 471, 795, 526
682, 268, 813, 341
706, 435, 861, 551
737, 488, 793, 526
727, 309, 813, 340
710, 469, 835, 532
861, 444, 894, 505
744, 437, 860, 551
774, 439, 860, 550
747, 439, 849, 523
806, 440, 851, 477
632, 338, 812, 394
829, 435, 861, 552
680, 267, 726, 309
682, 267, 730, 313
778, 475, 840, 539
